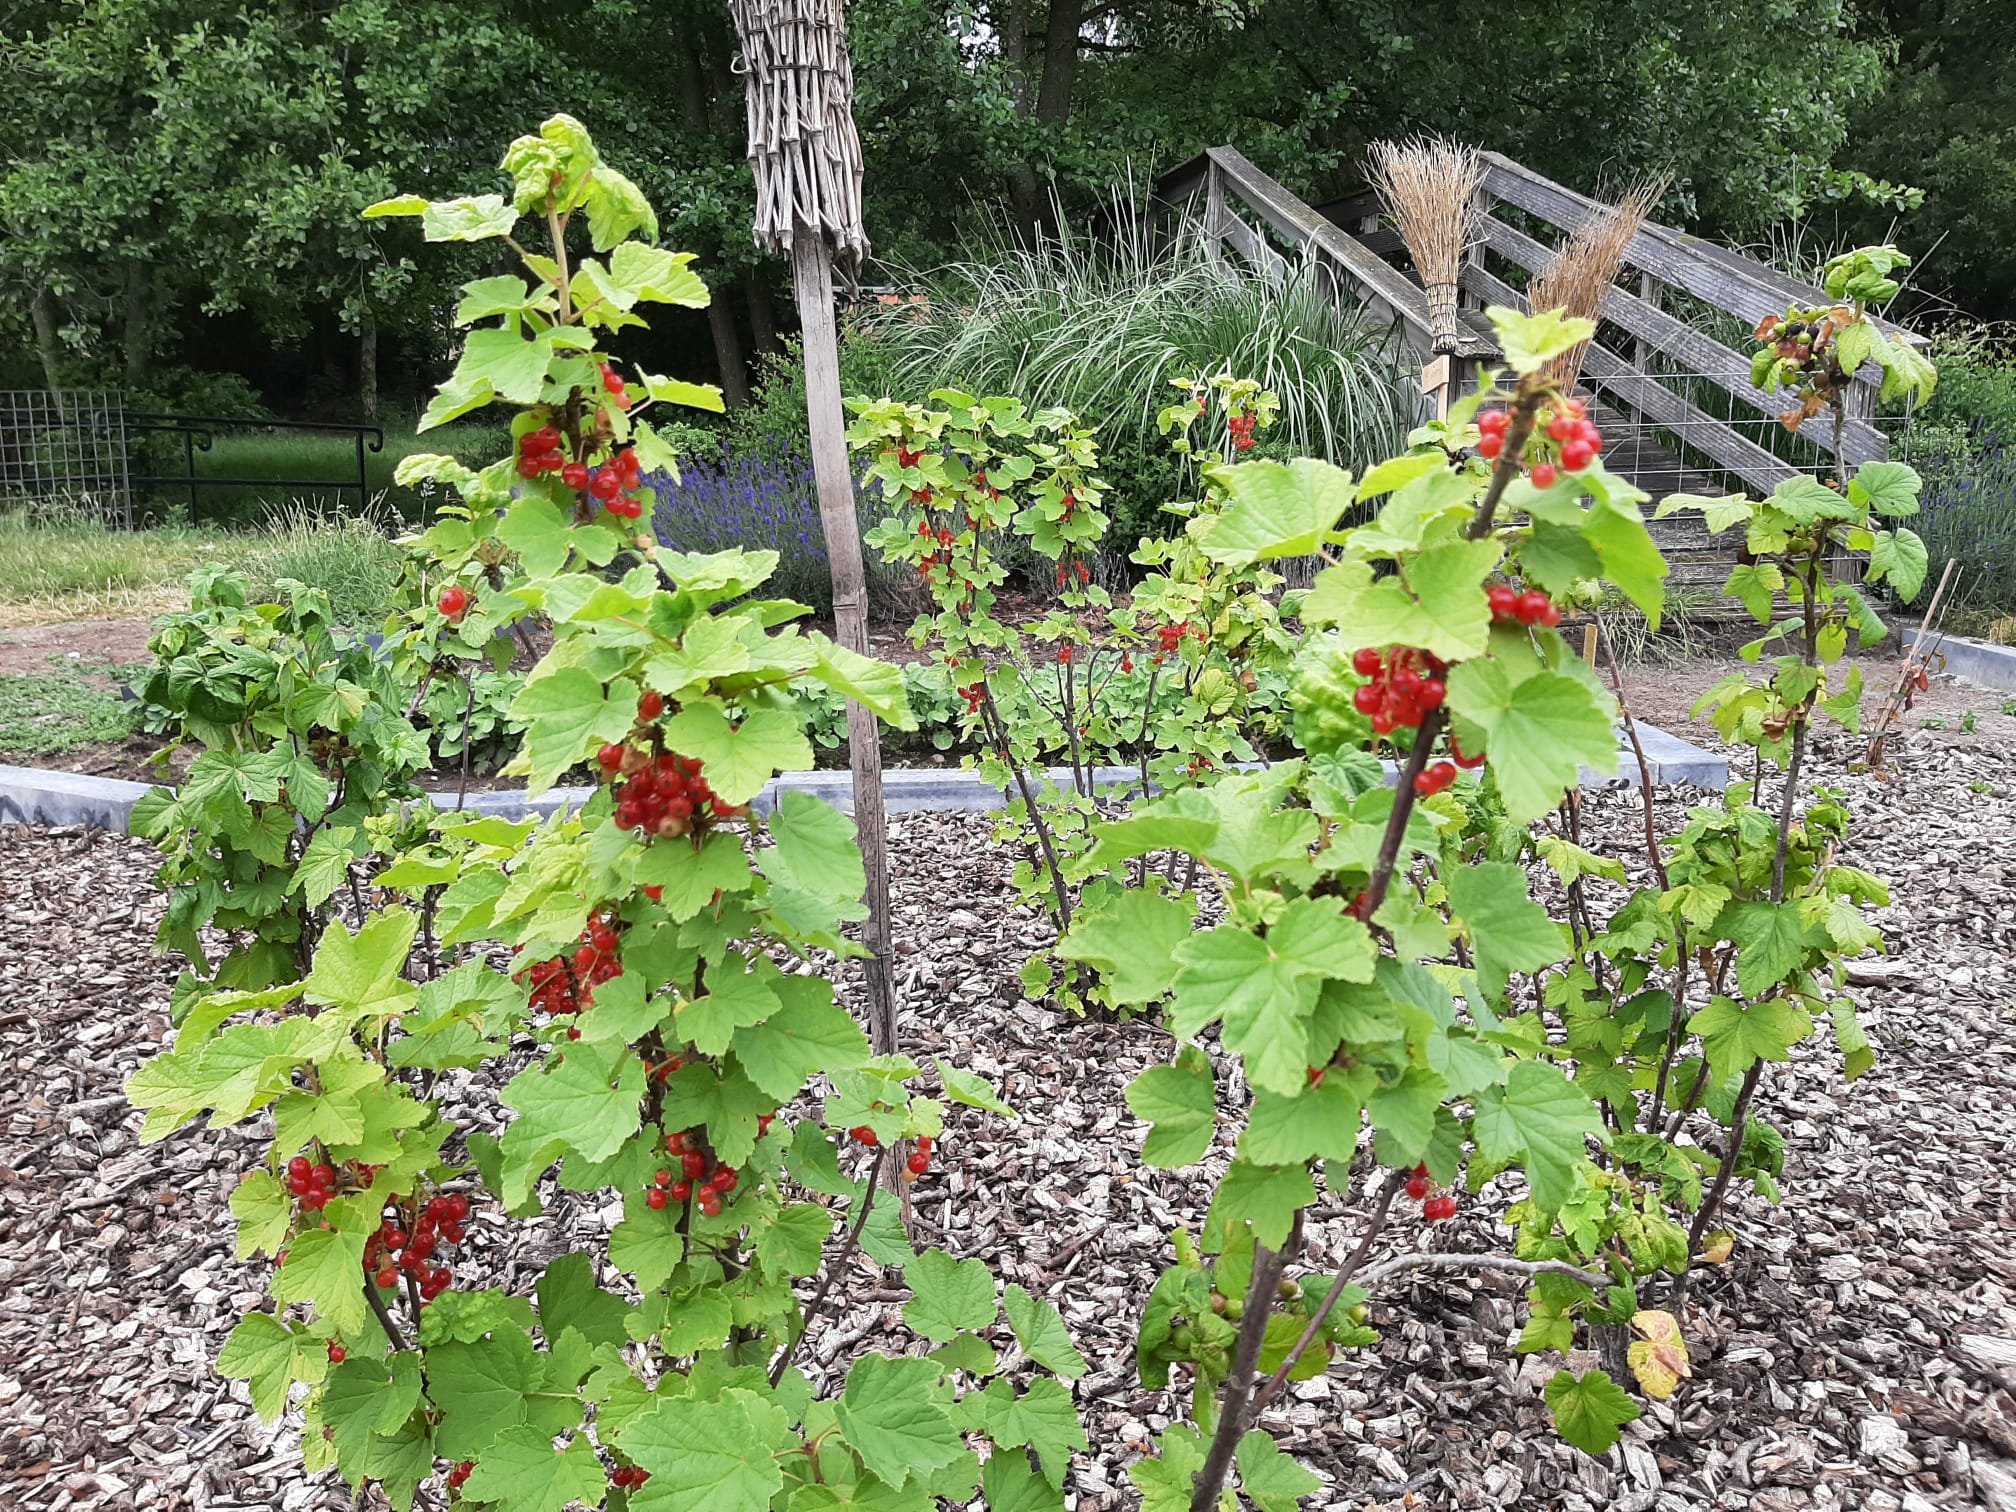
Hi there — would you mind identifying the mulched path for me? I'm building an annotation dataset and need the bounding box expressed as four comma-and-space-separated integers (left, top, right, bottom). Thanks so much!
3, 715, 2015, 1510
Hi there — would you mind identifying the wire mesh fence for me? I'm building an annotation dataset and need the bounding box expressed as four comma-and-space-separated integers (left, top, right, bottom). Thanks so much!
0, 390, 131, 525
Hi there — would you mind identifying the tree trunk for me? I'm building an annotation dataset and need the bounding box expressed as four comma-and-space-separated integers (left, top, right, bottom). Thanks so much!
29, 286, 65, 397
790, 224, 898, 1064
747, 277, 780, 356
359, 310, 379, 421
1001, 0, 1045, 234
706, 290, 751, 409
1035, 0, 1082, 125
122, 259, 151, 386
678, 40, 709, 132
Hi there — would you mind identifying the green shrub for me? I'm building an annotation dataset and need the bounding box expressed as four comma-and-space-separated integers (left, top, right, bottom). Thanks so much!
860, 203, 1423, 542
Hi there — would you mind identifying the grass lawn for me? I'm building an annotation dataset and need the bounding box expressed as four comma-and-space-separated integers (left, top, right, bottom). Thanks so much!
0, 508, 407, 628
0, 655, 144, 758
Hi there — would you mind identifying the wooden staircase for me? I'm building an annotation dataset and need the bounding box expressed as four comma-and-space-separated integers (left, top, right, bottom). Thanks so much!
1154, 146, 1921, 618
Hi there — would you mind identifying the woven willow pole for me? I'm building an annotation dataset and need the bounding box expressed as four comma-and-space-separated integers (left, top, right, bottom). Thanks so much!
730, 0, 896, 1062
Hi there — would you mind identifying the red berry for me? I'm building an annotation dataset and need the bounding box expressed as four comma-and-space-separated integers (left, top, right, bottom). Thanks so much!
1424, 1194, 1458, 1222
1370, 709, 1397, 735
310, 1165, 335, 1190
529, 425, 561, 453
1450, 738, 1486, 769
515, 455, 544, 480
1529, 461, 1558, 489
1351, 646, 1382, 676
1487, 584, 1518, 620
645, 1188, 669, 1210
671, 1181, 691, 1201
590, 469, 622, 501
681, 1150, 707, 1180
1538, 600, 1562, 628
713, 1168, 738, 1193
916, 1135, 933, 1154
327, 1342, 346, 1364
1560, 440, 1595, 472
1546, 413, 1576, 442
597, 743, 625, 773
287, 1155, 311, 1182
1416, 678, 1445, 711
561, 460, 590, 489
1405, 1174, 1431, 1201
654, 1169, 672, 1187
602, 365, 625, 395
699, 1193, 722, 1217
437, 584, 468, 621
1352, 683, 1382, 716
1476, 433, 1504, 460
374, 1266, 398, 1289
1515, 591, 1551, 625
638, 690, 663, 721
1477, 407, 1509, 435
850, 1126, 879, 1148
907, 1152, 931, 1176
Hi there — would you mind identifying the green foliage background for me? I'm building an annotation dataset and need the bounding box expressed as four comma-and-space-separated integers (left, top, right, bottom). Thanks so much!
5, 0, 2013, 423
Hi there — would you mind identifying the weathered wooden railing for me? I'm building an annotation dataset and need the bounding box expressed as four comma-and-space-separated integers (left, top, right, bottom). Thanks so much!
1155, 145, 1919, 505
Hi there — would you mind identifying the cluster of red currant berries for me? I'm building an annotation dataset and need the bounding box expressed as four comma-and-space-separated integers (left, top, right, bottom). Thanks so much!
655, 1128, 748, 1217
1404, 1162, 1458, 1221
447, 1461, 475, 1492
1350, 645, 1448, 734
1227, 411, 1258, 452
913, 517, 971, 590
1052, 559, 1091, 588
598, 745, 741, 835
611, 1466, 652, 1490
285, 1156, 339, 1213
848, 1124, 936, 1177
366, 1192, 469, 1300
956, 681, 987, 715
514, 913, 624, 1027
1487, 583, 1561, 629
1474, 397, 1603, 485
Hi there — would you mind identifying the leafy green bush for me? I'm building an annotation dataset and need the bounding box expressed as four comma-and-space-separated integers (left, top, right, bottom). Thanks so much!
861, 205, 1423, 543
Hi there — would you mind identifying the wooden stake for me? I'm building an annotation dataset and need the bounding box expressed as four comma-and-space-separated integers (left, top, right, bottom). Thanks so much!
790, 224, 898, 1060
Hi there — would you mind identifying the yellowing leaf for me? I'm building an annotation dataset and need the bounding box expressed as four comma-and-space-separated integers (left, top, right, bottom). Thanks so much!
1627, 1310, 1692, 1399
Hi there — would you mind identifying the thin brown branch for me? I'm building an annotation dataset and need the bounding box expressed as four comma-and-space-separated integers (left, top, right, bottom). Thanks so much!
1249, 1179, 1400, 1417
771, 1147, 887, 1387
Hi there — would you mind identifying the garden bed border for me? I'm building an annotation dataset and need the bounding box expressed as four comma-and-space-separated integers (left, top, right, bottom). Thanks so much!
0, 723, 1726, 832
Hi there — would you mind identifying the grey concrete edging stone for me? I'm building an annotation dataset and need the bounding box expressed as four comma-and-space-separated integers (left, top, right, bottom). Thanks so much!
0, 723, 1726, 835
1934, 635, 2016, 694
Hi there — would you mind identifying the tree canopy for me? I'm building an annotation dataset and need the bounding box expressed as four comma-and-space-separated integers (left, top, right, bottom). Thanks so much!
1, 0, 2006, 415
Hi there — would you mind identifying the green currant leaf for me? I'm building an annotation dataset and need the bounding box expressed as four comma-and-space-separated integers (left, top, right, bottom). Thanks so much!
661, 705, 812, 805
1124, 1047, 1217, 1168
902, 1249, 998, 1341
1544, 1367, 1641, 1455
1001, 1283, 1088, 1379
1446, 861, 1570, 999
1056, 887, 1196, 1005
978, 1375, 1087, 1488
461, 1429, 604, 1512
617, 1395, 785, 1512
1235, 1429, 1322, 1512
831, 1354, 966, 1490
1471, 1061, 1603, 1214
1446, 661, 1617, 826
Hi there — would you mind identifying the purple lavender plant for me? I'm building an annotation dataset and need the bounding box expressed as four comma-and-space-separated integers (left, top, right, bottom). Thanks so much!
645, 442, 902, 613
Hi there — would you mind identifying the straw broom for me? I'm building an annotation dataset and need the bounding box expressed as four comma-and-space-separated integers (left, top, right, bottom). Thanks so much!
1526, 179, 1663, 390
1365, 136, 1486, 355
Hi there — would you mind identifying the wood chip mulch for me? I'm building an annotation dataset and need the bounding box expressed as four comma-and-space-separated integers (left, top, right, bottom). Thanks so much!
3, 718, 2014, 1511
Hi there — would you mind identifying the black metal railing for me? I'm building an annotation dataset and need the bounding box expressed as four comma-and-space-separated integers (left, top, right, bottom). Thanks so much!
121, 412, 387, 519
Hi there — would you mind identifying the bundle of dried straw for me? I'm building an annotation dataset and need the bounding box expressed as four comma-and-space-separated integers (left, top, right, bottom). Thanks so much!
729, 0, 870, 269
1525, 180, 1663, 390
1365, 137, 1487, 355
